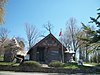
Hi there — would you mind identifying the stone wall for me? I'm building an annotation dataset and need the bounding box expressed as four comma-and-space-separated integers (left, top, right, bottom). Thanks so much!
0, 65, 98, 73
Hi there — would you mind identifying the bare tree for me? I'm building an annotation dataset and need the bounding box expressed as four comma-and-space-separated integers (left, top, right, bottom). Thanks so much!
0, 27, 9, 56
63, 17, 81, 61
43, 21, 53, 34
0, 27, 9, 42
77, 31, 86, 61
25, 24, 39, 49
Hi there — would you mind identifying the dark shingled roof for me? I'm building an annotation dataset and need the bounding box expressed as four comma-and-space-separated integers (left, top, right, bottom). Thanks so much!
27, 33, 67, 54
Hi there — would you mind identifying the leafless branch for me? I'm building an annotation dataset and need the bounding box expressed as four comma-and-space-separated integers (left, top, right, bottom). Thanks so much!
25, 23, 39, 49
43, 21, 53, 33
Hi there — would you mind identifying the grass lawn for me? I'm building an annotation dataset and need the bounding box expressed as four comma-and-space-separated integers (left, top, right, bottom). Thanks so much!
63, 63, 78, 68
0, 61, 99, 69
0, 62, 20, 66
63, 63, 89, 68
94, 63, 100, 67
0, 56, 4, 61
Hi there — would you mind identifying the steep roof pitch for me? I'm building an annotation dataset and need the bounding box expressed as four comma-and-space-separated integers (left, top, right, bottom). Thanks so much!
28, 33, 67, 54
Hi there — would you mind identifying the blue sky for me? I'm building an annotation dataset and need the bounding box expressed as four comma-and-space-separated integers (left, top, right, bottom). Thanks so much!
1, 0, 100, 44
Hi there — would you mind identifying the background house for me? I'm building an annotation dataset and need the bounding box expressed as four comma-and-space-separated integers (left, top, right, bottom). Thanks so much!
28, 33, 74, 63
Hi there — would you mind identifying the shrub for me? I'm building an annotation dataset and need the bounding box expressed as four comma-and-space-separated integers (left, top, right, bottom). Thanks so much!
48, 60, 64, 68
20, 61, 41, 68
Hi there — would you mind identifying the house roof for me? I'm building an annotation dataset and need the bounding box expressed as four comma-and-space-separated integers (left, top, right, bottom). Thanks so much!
28, 33, 67, 54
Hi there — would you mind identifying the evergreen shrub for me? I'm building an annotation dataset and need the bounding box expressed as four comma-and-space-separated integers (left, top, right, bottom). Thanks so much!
48, 60, 64, 68
20, 61, 41, 67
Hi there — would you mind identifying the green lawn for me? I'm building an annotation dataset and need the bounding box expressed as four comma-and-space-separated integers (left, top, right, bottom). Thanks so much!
0, 61, 99, 68
94, 63, 100, 67
0, 62, 20, 66
0, 56, 4, 61
63, 63, 89, 68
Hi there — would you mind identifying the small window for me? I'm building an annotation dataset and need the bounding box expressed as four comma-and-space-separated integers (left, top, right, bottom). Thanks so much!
52, 51, 59, 53
51, 50, 59, 55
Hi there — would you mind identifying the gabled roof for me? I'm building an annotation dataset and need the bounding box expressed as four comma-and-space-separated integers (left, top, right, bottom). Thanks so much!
28, 33, 67, 54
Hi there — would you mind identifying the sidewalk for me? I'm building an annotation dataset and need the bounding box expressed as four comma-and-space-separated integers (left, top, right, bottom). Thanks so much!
83, 63, 94, 66
83, 63, 100, 70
